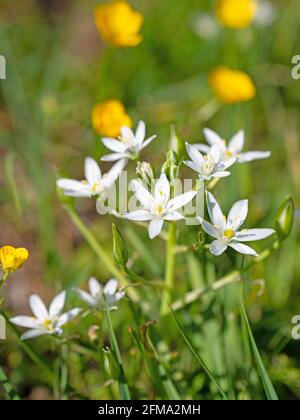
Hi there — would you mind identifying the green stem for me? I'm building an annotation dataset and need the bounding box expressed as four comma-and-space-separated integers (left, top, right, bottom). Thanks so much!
0, 366, 20, 400
160, 223, 176, 316
64, 206, 139, 302
0, 272, 9, 289
104, 305, 131, 400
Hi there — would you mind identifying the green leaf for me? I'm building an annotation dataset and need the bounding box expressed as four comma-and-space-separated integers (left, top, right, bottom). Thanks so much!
171, 309, 228, 400
240, 303, 279, 400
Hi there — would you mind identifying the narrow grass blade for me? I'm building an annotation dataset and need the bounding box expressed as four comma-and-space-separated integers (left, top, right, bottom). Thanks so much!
240, 303, 279, 400
104, 306, 131, 400
171, 309, 228, 400
0, 366, 20, 400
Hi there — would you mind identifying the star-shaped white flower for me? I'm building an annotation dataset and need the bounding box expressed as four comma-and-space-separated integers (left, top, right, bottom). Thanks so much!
199, 191, 275, 257
194, 128, 271, 163
101, 121, 156, 162
124, 172, 197, 239
10, 291, 81, 340
184, 142, 235, 181
74, 278, 125, 310
57, 157, 126, 198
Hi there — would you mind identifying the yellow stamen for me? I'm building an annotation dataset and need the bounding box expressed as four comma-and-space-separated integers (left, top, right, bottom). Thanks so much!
42, 319, 53, 331
224, 229, 235, 239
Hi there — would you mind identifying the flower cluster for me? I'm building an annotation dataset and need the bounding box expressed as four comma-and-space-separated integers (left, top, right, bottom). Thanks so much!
57, 118, 274, 257
10, 278, 125, 340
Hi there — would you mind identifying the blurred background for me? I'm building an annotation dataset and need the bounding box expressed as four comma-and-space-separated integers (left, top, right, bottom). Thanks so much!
0, 0, 300, 400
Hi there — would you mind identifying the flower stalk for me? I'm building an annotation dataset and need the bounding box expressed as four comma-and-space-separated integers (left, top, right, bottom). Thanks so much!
160, 222, 177, 316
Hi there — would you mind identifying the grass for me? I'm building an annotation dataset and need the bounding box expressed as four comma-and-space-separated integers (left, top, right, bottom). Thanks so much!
0, 0, 300, 400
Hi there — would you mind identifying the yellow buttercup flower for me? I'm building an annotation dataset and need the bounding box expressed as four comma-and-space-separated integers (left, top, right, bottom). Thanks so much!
94, 1, 144, 47
92, 99, 132, 137
216, 0, 257, 29
209, 66, 256, 104
0, 245, 29, 273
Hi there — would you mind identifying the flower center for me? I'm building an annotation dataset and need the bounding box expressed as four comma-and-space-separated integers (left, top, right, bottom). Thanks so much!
202, 155, 215, 175
154, 204, 164, 215
224, 229, 235, 239
225, 150, 233, 158
43, 319, 54, 331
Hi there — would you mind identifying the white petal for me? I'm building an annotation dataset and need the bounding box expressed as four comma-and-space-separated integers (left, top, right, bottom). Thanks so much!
168, 191, 197, 211
88, 277, 102, 298
228, 242, 258, 257
164, 211, 184, 221
84, 157, 101, 185
104, 279, 118, 296
135, 120, 146, 145
209, 240, 227, 256
227, 199, 248, 231
238, 151, 271, 163
199, 218, 220, 239
209, 143, 221, 162
121, 126, 134, 140
148, 219, 164, 239
140, 135, 156, 150
57, 179, 91, 197
124, 210, 152, 221
183, 160, 201, 173
154, 173, 170, 203
206, 191, 225, 229
10, 316, 38, 329
74, 288, 98, 307
105, 159, 127, 184
57, 308, 81, 327
102, 137, 127, 153
101, 153, 129, 162
21, 329, 47, 340
193, 143, 211, 154
211, 171, 231, 178
228, 130, 244, 154
132, 180, 155, 209
203, 128, 223, 146
106, 291, 125, 305
185, 142, 204, 167
235, 228, 275, 242
29, 295, 49, 321
49, 291, 66, 318
218, 156, 236, 170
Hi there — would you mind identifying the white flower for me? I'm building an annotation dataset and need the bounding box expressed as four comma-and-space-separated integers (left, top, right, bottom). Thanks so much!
101, 121, 156, 162
194, 128, 271, 163
199, 191, 275, 257
10, 291, 81, 340
124, 172, 197, 239
184, 142, 235, 181
57, 157, 126, 198
74, 277, 125, 310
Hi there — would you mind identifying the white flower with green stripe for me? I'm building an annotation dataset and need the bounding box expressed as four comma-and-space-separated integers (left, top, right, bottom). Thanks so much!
199, 191, 275, 256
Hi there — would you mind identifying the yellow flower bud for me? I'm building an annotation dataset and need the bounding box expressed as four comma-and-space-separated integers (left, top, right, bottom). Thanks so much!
0, 245, 29, 273
91, 99, 132, 137
216, 0, 257, 29
209, 66, 256, 104
94, 1, 144, 47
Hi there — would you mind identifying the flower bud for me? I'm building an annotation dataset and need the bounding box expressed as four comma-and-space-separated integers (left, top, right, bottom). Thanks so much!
136, 161, 155, 188
103, 347, 120, 380
275, 196, 294, 241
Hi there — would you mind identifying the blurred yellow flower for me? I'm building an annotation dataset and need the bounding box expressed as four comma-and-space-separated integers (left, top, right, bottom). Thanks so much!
94, 1, 144, 47
216, 0, 257, 29
92, 99, 132, 137
209, 66, 256, 104
0, 245, 29, 273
